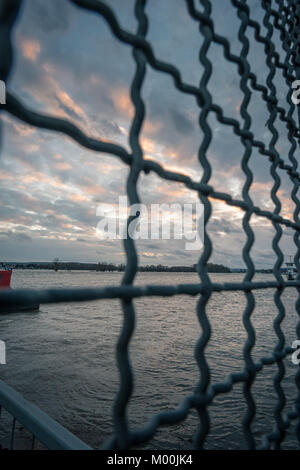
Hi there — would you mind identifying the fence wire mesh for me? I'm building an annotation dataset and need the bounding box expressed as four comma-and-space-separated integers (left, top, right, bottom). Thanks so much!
1, 0, 300, 450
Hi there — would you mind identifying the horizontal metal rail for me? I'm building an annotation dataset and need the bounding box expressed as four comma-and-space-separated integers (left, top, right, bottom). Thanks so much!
0, 379, 91, 450
0, 280, 299, 307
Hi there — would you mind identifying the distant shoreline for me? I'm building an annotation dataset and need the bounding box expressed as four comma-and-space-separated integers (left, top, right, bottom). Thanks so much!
3, 262, 276, 274
4, 262, 232, 273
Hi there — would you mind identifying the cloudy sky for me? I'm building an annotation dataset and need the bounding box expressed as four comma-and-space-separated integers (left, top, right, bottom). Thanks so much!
0, 0, 298, 268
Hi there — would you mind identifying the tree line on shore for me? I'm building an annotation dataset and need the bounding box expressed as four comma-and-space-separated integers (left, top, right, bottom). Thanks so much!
7, 261, 231, 273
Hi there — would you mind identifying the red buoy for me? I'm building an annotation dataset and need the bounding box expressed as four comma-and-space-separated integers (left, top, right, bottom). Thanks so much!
0, 270, 12, 289
0, 269, 40, 313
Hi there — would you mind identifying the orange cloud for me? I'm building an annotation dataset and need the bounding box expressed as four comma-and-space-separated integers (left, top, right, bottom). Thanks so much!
140, 137, 155, 154
111, 87, 133, 118
20, 38, 41, 62
211, 198, 245, 217
157, 184, 189, 199
71, 193, 89, 202
56, 88, 86, 119
54, 162, 72, 171
168, 151, 179, 160
250, 181, 273, 192
21, 63, 88, 124
79, 184, 105, 196
23, 144, 40, 153
142, 120, 162, 135
1, 114, 36, 137
23, 173, 51, 184
0, 171, 14, 180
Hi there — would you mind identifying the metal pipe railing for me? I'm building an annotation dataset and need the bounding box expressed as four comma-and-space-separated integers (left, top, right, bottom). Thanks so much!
0, 379, 91, 450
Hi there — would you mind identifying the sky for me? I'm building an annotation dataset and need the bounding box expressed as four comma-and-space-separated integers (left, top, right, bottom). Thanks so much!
0, 0, 299, 268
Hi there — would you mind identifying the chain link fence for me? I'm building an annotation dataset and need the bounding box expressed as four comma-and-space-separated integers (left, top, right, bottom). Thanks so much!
1, 0, 300, 450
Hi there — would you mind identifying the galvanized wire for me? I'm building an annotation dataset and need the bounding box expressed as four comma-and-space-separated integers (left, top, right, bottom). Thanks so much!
1, 0, 300, 450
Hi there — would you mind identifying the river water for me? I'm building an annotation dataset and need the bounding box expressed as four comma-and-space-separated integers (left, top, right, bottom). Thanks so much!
0, 270, 299, 449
